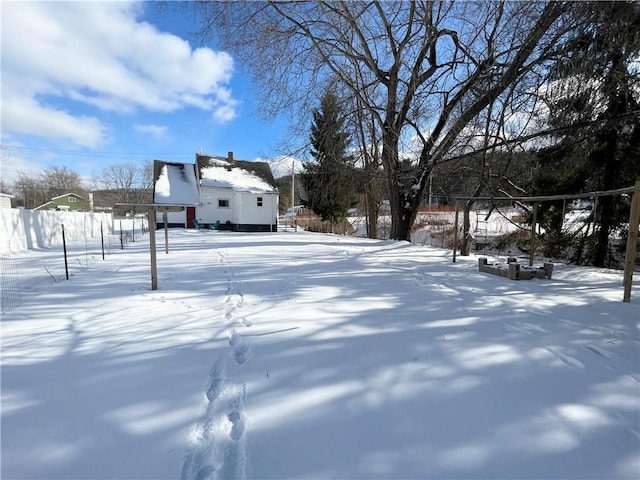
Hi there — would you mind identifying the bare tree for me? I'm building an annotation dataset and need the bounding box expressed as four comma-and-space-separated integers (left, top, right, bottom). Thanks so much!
94, 161, 154, 205
194, 1, 573, 240
12, 173, 49, 208
0, 180, 11, 195
41, 166, 84, 198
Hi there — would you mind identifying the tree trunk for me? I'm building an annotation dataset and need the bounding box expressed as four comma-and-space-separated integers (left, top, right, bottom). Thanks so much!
365, 188, 379, 239
461, 203, 473, 256
593, 128, 618, 266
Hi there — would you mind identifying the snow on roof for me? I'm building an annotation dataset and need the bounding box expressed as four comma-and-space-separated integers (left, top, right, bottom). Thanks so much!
154, 163, 200, 204
200, 164, 277, 193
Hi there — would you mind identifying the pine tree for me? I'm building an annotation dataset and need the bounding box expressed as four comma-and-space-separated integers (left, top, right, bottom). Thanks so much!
302, 89, 355, 225
536, 1, 640, 266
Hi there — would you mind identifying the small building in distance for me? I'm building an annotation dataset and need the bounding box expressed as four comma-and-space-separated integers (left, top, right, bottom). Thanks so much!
34, 193, 90, 212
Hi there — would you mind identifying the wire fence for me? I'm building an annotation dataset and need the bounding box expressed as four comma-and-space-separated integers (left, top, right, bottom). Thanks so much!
1, 219, 147, 314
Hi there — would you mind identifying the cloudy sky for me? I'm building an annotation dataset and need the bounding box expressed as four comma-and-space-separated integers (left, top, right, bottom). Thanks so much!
1, 1, 290, 185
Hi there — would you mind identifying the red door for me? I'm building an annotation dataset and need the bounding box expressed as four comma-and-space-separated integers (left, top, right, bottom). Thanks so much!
186, 207, 196, 228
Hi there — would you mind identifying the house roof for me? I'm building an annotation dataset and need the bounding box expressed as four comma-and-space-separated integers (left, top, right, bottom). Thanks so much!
50, 192, 86, 201
196, 153, 278, 193
153, 161, 200, 205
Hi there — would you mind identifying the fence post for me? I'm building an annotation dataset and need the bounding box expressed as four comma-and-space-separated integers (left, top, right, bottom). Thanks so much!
148, 209, 158, 290
101, 221, 105, 260
623, 179, 640, 302
452, 203, 459, 263
529, 202, 538, 267
120, 220, 124, 249
62, 224, 69, 280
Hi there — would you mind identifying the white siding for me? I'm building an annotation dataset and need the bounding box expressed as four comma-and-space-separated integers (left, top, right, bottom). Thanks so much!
0, 195, 12, 209
236, 192, 278, 225
198, 186, 233, 224
155, 211, 185, 225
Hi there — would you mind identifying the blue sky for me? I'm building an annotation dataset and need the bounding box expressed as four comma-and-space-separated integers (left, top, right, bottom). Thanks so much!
1, 1, 293, 186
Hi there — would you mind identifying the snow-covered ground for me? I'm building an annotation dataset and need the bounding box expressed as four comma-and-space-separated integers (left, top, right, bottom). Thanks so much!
2, 230, 639, 479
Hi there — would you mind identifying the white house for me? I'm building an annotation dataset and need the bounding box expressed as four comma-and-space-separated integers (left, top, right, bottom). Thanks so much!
0, 193, 13, 209
153, 152, 279, 232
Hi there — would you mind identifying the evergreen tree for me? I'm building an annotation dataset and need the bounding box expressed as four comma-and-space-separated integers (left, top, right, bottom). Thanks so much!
302, 89, 355, 224
536, 1, 640, 266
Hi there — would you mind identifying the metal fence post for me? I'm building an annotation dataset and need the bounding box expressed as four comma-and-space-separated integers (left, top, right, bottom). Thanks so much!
62, 224, 69, 280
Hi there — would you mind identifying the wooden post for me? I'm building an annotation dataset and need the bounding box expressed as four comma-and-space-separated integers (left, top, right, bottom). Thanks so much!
163, 211, 169, 254
623, 179, 640, 302
148, 209, 158, 290
529, 202, 538, 267
453, 203, 459, 263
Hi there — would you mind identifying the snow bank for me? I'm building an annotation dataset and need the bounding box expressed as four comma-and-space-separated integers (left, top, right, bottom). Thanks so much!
1, 231, 638, 480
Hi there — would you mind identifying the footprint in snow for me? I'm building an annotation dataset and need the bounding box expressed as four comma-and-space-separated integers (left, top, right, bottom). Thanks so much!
206, 358, 227, 402
227, 411, 246, 441
226, 328, 240, 346
195, 465, 215, 480
234, 341, 252, 365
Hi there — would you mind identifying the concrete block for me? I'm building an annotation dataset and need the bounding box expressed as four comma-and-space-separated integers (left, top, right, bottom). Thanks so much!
519, 270, 532, 280
508, 263, 520, 280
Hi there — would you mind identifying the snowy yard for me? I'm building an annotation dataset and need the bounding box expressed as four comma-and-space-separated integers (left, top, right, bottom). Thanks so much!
2, 230, 639, 479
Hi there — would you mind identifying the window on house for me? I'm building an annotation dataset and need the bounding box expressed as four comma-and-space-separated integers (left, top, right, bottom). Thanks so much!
218, 199, 230, 208
68, 196, 77, 203
257, 197, 263, 207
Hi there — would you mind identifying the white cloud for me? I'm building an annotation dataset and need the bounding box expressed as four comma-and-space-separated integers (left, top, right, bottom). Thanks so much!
134, 124, 169, 139
2, 94, 109, 148
1, 1, 237, 147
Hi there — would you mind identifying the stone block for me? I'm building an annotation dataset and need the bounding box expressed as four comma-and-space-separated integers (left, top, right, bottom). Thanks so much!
508, 263, 520, 280
519, 270, 532, 280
